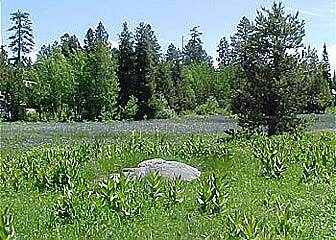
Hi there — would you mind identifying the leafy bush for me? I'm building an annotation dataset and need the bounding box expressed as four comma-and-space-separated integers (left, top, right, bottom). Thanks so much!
325, 105, 336, 114
150, 94, 176, 119
121, 95, 139, 120
195, 96, 222, 115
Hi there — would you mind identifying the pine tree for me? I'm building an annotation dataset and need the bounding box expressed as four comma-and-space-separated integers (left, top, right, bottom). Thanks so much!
39, 44, 52, 58
230, 16, 252, 67
60, 33, 81, 58
231, 2, 306, 135
95, 22, 109, 43
166, 43, 181, 62
134, 22, 161, 119
321, 43, 331, 88
217, 36, 231, 67
84, 28, 95, 51
183, 26, 209, 65
8, 10, 35, 65
117, 22, 135, 107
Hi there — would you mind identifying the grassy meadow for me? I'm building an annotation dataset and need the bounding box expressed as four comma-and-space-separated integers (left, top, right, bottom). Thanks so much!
0, 116, 335, 239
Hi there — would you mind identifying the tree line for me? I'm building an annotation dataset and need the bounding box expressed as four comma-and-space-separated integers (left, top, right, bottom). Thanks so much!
0, 2, 335, 135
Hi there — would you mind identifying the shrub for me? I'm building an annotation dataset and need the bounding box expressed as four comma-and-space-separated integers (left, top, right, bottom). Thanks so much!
121, 95, 138, 120
150, 94, 176, 119
195, 96, 222, 115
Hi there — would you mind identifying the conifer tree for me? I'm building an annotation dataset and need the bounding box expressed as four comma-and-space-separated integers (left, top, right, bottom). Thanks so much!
60, 33, 81, 58
217, 36, 231, 67
296, 46, 333, 113
321, 43, 331, 88
117, 22, 135, 107
134, 22, 161, 119
8, 10, 35, 65
183, 26, 209, 65
230, 16, 252, 67
231, 2, 306, 135
84, 28, 95, 51
95, 22, 109, 43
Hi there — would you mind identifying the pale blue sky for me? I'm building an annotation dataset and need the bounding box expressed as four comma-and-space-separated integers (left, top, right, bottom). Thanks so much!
1, 0, 335, 69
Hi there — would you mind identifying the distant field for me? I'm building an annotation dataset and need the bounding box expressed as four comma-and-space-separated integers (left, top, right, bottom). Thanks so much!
1, 114, 335, 152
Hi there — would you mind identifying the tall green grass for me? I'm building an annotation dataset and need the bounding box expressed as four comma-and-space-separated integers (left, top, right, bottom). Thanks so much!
0, 131, 335, 239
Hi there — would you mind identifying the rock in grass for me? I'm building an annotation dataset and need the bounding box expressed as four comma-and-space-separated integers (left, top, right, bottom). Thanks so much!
122, 158, 200, 181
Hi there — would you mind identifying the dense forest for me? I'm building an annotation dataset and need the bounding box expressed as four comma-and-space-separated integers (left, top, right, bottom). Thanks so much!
0, 2, 335, 134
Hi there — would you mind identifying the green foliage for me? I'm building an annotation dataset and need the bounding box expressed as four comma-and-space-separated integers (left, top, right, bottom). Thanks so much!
227, 211, 262, 239
253, 136, 287, 179
134, 22, 161, 119
321, 43, 331, 89
53, 188, 78, 224
83, 41, 119, 120
149, 94, 176, 119
2, 66, 27, 121
117, 22, 136, 108
0, 126, 335, 238
231, 2, 307, 135
8, 10, 35, 65
0, 207, 15, 240
300, 140, 335, 184
120, 95, 138, 120
165, 177, 184, 206
197, 172, 229, 214
183, 26, 210, 65
325, 105, 336, 114
172, 64, 196, 114
195, 96, 222, 115
216, 36, 231, 67
296, 46, 333, 113
182, 63, 235, 110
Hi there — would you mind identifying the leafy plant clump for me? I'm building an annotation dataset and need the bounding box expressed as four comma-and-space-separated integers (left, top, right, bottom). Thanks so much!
0, 207, 15, 240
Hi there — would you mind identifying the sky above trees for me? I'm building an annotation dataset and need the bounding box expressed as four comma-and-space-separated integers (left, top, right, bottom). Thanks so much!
1, 0, 335, 70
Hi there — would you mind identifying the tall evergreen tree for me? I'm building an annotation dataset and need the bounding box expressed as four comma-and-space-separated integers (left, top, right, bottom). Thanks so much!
217, 36, 231, 67
8, 10, 35, 65
230, 16, 252, 67
60, 33, 81, 58
95, 22, 109, 43
134, 22, 161, 119
183, 26, 209, 65
84, 28, 95, 51
232, 2, 306, 135
166, 43, 181, 62
39, 44, 52, 58
321, 43, 331, 88
117, 22, 135, 107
